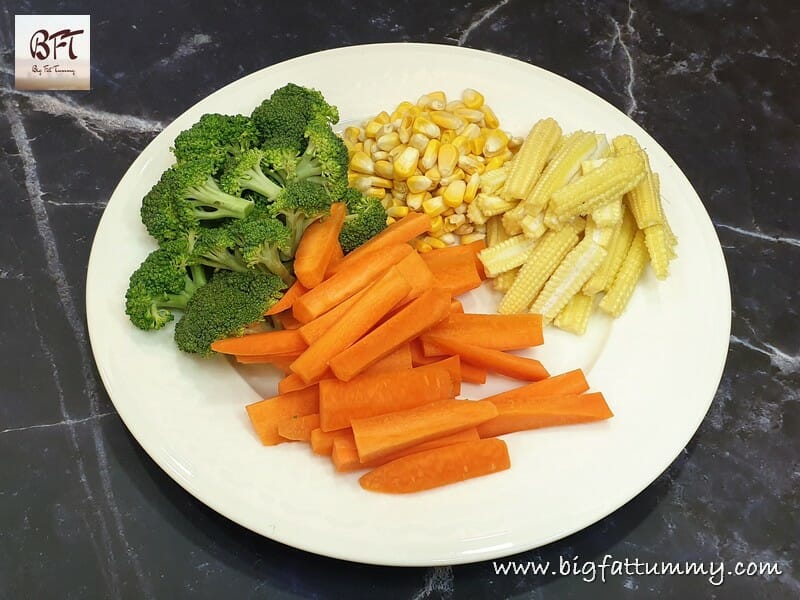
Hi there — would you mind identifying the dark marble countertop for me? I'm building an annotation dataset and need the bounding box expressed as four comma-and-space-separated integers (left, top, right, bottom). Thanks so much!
1, 1, 798, 598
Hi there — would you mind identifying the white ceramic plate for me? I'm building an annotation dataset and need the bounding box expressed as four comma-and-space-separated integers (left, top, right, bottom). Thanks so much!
86, 43, 730, 566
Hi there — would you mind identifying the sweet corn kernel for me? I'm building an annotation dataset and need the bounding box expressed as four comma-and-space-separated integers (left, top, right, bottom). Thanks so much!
424, 236, 447, 249
437, 143, 459, 177
369, 175, 394, 189
363, 138, 375, 157
461, 232, 487, 245
349, 151, 375, 175
429, 110, 464, 130
386, 216, 397, 226
423, 196, 447, 217
462, 88, 484, 109
421, 138, 441, 171
406, 191, 425, 210
446, 100, 465, 112
375, 110, 391, 125
440, 130, 455, 145
398, 115, 413, 144
460, 123, 482, 140
481, 104, 500, 128
388, 144, 407, 161
365, 187, 386, 200
483, 130, 510, 157
455, 107, 485, 123
390, 101, 414, 121
429, 214, 444, 233
415, 240, 433, 253
376, 132, 401, 152
386, 205, 409, 219
343, 126, 362, 144
471, 135, 486, 156
458, 154, 484, 175
465, 172, 480, 204
443, 180, 467, 208
446, 213, 467, 228
440, 167, 465, 187
365, 120, 384, 138
424, 165, 442, 185
451, 135, 471, 156
374, 160, 394, 179
372, 150, 389, 161
413, 116, 441, 139
484, 156, 506, 171
407, 175, 434, 194
393, 146, 420, 180
408, 132, 430, 152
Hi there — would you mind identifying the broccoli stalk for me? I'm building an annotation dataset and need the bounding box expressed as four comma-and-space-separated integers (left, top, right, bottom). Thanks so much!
219, 148, 284, 200
174, 269, 287, 356
269, 179, 333, 256
339, 189, 389, 253
125, 247, 207, 330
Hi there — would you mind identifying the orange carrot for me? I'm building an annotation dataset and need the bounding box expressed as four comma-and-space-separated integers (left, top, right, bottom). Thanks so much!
351, 399, 498, 462
298, 284, 372, 345
413, 356, 462, 396
277, 413, 321, 441
310, 427, 353, 456
278, 373, 318, 394
328, 288, 451, 381
290, 267, 412, 383
325, 242, 344, 278
482, 369, 589, 404
450, 299, 464, 314
359, 438, 510, 493
294, 202, 347, 288
264, 281, 307, 316
460, 361, 488, 384
319, 367, 454, 432
273, 310, 303, 330
245, 387, 319, 445
424, 335, 550, 381
362, 343, 413, 375
476, 392, 613, 438
293, 242, 413, 322
409, 340, 486, 384
423, 313, 544, 351
422, 239, 487, 279
394, 250, 436, 302
211, 329, 307, 357
329, 212, 430, 274
235, 353, 300, 373
422, 251, 483, 296
332, 428, 480, 473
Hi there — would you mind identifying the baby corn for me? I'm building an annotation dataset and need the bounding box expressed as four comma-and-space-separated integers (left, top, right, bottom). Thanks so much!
493, 267, 520, 292
599, 230, 648, 317
502, 118, 562, 201
583, 206, 637, 295
553, 293, 595, 335
478, 234, 539, 277
530, 237, 607, 322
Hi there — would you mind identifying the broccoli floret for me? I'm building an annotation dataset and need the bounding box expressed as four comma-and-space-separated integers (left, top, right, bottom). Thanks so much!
172, 113, 259, 168
293, 117, 349, 198
174, 270, 287, 356
192, 226, 250, 273
125, 246, 207, 330
339, 189, 389, 253
269, 179, 333, 255
251, 83, 338, 155
141, 160, 255, 243
231, 211, 294, 284
219, 148, 283, 200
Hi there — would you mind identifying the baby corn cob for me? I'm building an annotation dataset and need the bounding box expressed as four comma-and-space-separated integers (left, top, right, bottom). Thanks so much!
478, 234, 539, 277
582, 206, 637, 295
644, 222, 676, 279
498, 225, 581, 314
502, 117, 562, 201
530, 237, 607, 322
476, 193, 517, 217
599, 230, 648, 317
591, 198, 624, 227
613, 135, 665, 229
585, 216, 616, 248
520, 213, 547, 240
486, 215, 509, 247
521, 131, 598, 217
549, 153, 647, 220
501, 207, 524, 236
553, 293, 595, 335
493, 267, 520, 292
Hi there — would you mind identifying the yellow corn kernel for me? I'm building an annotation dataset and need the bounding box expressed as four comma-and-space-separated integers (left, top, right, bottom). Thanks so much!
476, 193, 516, 217
432, 184, 445, 197
553, 293, 595, 335
627, 171, 664, 229
363, 138, 376, 157
443, 180, 467, 208
522, 131, 598, 217
365, 119, 386, 139
446, 213, 467, 228
644, 223, 674, 280
455, 107, 484, 124
408, 133, 430, 153
424, 236, 447, 249
479, 167, 509, 195
582, 207, 637, 295
599, 230, 648, 317
464, 172, 480, 204
461, 232, 487, 245
471, 135, 486, 156
368, 175, 394, 189
393, 146, 420, 180
343, 126, 362, 144
349, 150, 375, 175
437, 143, 459, 178
497, 226, 581, 314
449, 135, 469, 156
374, 110, 390, 125
480, 104, 500, 129
440, 130, 455, 145
413, 115, 441, 139
508, 135, 524, 151
391, 196, 405, 208
365, 187, 386, 200
415, 239, 433, 253
503, 118, 562, 200
416, 93, 434, 109
386, 205, 410, 219
423, 195, 447, 217
460, 123, 482, 140
376, 132, 401, 152
493, 268, 520, 293
440, 167, 466, 187
420, 138, 441, 171
483, 130, 510, 158
530, 237, 607, 322
484, 156, 506, 171
454, 223, 474, 235
478, 234, 539, 277
390, 101, 414, 121
374, 160, 394, 179
428, 90, 446, 104
429, 214, 444, 233
429, 110, 464, 130
520, 213, 547, 240
462, 88, 484, 109
467, 200, 488, 226
550, 153, 647, 220
424, 165, 442, 186
350, 175, 375, 193
405, 191, 425, 211
407, 175, 433, 194
398, 114, 413, 144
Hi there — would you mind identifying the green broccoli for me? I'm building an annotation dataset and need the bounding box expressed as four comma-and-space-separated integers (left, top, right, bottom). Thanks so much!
125, 245, 207, 330
141, 159, 254, 243
219, 148, 284, 200
339, 188, 389, 253
192, 226, 250, 273
269, 179, 333, 255
172, 113, 259, 168
230, 210, 294, 284
174, 269, 287, 356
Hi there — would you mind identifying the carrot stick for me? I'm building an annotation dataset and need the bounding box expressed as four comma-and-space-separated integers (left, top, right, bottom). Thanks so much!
290, 267, 412, 383
423, 313, 544, 351
329, 212, 430, 274
421, 239, 487, 279
319, 367, 454, 432
277, 413, 321, 441
245, 387, 320, 446
294, 202, 347, 288
351, 399, 498, 462
310, 427, 353, 456
422, 251, 483, 297
293, 242, 413, 322
274, 310, 303, 330
211, 329, 307, 356
235, 353, 300, 374
328, 288, 451, 381
481, 369, 589, 404
278, 373, 318, 394
424, 335, 550, 381
298, 284, 372, 345
332, 428, 480, 473
394, 250, 436, 302
325, 242, 344, 278
413, 356, 462, 396
359, 438, 510, 493
476, 392, 613, 438
362, 343, 413, 375
264, 281, 307, 316
460, 361, 488, 384
450, 299, 464, 314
